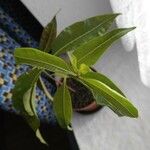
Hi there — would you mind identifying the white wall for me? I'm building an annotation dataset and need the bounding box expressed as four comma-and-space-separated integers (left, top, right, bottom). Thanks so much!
21, 0, 112, 33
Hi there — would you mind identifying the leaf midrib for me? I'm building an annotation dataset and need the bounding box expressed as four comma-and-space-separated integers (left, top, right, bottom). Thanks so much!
98, 95, 124, 116
54, 15, 116, 55
78, 30, 125, 64
45, 20, 55, 51
23, 69, 41, 116
86, 79, 136, 117
15, 56, 73, 75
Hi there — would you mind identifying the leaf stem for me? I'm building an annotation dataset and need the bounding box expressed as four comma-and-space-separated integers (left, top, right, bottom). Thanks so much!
39, 76, 54, 102
44, 71, 76, 93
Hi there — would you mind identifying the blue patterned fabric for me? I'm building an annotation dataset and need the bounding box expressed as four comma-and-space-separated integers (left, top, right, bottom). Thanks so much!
0, 7, 57, 125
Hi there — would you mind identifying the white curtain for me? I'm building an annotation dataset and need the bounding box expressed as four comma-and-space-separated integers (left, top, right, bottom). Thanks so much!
110, 0, 150, 87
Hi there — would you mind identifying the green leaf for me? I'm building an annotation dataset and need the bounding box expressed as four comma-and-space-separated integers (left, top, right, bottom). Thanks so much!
14, 48, 75, 75
52, 14, 120, 55
79, 64, 91, 74
12, 68, 41, 111
82, 71, 125, 96
83, 78, 138, 118
36, 129, 47, 144
23, 88, 35, 116
73, 27, 135, 66
53, 80, 72, 129
24, 113, 40, 132
12, 69, 46, 144
39, 76, 53, 101
68, 52, 78, 73
76, 77, 125, 116
25, 108, 47, 145
39, 16, 57, 52
25, 85, 47, 145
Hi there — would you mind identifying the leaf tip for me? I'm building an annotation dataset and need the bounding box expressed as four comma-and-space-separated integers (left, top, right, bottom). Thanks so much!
36, 129, 48, 145
131, 107, 139, 118
134, 109, 139, 118
128, 26, 136, 31
56, 8, 62, 16
131, 26, 136, 30
67, 125, 73, 131
114, 13, 122, 17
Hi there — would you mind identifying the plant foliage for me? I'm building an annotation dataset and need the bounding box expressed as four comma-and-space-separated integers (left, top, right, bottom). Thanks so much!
12, 13, 138, 143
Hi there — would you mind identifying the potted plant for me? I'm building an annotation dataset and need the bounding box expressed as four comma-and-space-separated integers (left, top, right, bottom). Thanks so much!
12, 13, 138, 144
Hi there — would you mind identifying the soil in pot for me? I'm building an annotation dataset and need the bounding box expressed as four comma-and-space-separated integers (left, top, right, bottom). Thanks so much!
67, 78, 102, 114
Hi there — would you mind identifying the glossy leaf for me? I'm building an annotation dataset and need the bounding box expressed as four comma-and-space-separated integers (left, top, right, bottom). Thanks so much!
14, 48, 74, 75
25, 106, 46, 144
73, 27, 135, 66
36, 129, 47, 144
39, 76, 53, 101
52, 14, 120, 55
53, 81, 72, 129
83, 78, 138, 118
82, 71, 125, 96
12, 69, 46, 144
79, 64, 91, 74
23, 88, 35, 116
24, 113, 40, 132
68, 52, 78, 73
82, 71, 126, 116
24, 85, 47, 144
92, 90, 125, 116
39, 16, 57, 52
12, 68, 41, 111
76, 78, 125, 116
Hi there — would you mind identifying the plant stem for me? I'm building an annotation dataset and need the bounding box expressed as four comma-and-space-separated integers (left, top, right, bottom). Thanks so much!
44, 71, 76, 92
39, 76, 54, 102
